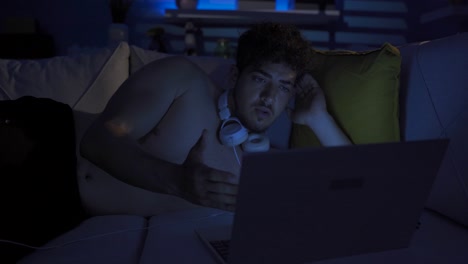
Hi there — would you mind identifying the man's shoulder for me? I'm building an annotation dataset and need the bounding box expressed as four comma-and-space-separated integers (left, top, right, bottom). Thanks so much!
142, 55, 200, 73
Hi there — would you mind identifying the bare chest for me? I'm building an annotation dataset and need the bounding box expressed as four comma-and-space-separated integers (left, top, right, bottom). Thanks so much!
138, 88, 242, 177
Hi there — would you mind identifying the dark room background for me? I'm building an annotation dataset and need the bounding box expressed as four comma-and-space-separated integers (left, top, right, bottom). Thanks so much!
0, 0, 466, 56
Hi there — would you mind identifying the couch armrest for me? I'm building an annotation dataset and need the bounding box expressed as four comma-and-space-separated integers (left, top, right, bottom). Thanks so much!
399, 33, 468, 227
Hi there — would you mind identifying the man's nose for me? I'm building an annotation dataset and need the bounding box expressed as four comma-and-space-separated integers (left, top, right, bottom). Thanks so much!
261, 84, 277, 105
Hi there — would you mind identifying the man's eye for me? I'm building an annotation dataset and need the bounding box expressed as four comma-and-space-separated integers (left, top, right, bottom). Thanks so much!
280, 86, 291, 93
252, 76, 265, 83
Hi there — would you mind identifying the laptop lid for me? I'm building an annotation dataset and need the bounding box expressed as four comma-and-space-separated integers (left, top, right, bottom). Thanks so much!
227, 139, 449, 264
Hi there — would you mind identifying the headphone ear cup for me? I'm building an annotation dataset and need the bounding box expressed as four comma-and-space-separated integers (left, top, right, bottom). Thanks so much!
219, 117, 249, 147
241, 133, 270, 152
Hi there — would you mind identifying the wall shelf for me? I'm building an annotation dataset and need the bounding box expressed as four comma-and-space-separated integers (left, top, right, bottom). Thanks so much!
160, 8, 344, 54
163, 8, 342, 27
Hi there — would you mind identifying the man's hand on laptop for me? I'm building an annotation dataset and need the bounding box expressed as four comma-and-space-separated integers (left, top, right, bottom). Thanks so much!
180, 129, 238, 212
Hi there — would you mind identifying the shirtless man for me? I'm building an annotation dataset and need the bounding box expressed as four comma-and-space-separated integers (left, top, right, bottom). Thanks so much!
80, 22, 350, 212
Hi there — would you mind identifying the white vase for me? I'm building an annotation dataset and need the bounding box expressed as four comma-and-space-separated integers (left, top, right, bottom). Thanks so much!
108, 23, 129, 48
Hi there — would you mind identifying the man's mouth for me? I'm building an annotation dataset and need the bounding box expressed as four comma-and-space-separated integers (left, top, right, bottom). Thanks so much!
254, 106, 272, 119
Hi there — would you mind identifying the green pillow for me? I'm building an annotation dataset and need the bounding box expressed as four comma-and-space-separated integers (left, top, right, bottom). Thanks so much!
290, 43, 401, 148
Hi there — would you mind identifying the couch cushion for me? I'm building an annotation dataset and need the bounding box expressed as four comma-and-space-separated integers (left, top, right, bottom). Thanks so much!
0, 42, 130, 145
17, 215, 147, 264
290, 43, 401, 147
0, 42, 129, 114
399, 33, 468, 227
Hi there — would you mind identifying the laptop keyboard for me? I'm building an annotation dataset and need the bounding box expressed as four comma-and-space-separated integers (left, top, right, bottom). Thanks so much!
209, 239, 231, 262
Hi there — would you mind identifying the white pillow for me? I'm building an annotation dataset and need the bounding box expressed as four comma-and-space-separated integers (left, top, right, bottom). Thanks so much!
0, 42, 130, 114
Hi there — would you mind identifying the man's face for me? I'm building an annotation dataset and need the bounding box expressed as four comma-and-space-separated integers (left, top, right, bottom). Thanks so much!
234, 62, 297, 132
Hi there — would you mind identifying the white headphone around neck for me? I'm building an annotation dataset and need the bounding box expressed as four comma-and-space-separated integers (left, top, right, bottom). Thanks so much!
217, 90, 270, 152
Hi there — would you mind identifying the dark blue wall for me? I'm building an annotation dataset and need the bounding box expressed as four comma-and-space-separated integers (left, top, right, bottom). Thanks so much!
1, 0, 110, 55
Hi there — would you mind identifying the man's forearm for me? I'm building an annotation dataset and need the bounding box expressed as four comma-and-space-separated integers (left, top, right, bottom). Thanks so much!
80, 126, 183, 196
307, 113, 352, 147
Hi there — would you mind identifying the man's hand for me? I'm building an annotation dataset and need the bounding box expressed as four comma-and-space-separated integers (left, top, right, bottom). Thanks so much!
180, 129, 238, 211
288, 73, 328, 126
288, 73, 352, 146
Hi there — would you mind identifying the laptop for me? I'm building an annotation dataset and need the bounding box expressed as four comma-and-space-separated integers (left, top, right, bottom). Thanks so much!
195, 139, 449, 264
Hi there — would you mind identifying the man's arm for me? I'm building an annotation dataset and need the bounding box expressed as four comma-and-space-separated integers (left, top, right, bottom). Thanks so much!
291, 73, 352, 147
81, 56, 198, 196
306, 112, 351, 147
80, 56, 238, 211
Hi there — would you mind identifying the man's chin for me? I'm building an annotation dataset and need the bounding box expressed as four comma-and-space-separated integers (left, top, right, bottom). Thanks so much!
245, 119, 271, 133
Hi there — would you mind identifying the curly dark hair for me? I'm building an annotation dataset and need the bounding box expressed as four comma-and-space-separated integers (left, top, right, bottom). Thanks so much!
236, 22, 312, 77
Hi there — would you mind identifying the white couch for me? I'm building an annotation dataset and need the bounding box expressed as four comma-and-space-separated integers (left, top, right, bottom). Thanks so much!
1, 32, 468, 263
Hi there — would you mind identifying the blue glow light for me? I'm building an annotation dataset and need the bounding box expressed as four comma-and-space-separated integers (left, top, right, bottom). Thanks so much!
151, 0, 177, 15
276, 0, 290, 11
198, 0, 236, 10
154, 0, 236, 12
153, 0, 296, 13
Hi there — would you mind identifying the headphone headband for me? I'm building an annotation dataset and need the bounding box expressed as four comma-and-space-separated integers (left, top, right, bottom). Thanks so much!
217, 90, 231, 121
